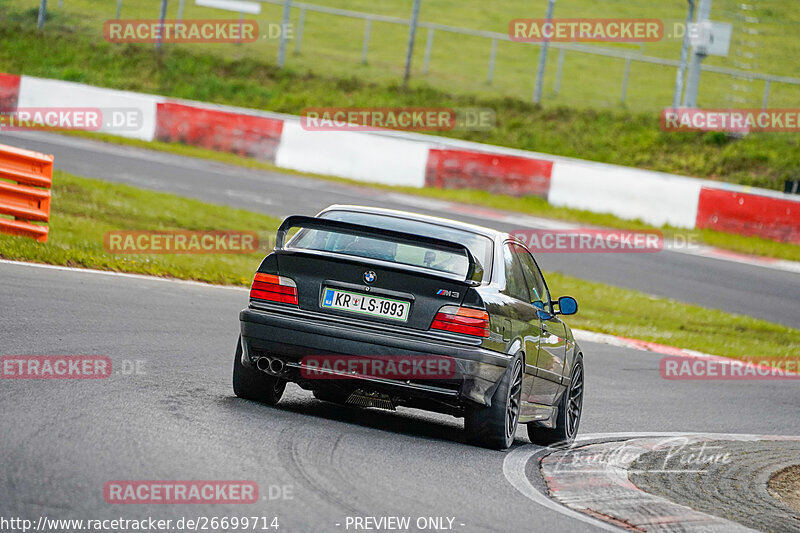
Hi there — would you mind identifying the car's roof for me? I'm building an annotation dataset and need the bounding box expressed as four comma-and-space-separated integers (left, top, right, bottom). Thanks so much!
318, 204, 506, 240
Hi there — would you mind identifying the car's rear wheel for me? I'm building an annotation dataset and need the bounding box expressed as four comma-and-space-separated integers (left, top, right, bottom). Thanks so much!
528, 354, 583, 446
232, 336, 286, 405
464, 356, 524, 450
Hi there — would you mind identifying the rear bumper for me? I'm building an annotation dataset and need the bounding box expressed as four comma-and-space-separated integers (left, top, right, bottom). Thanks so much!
239, 304, 511, 407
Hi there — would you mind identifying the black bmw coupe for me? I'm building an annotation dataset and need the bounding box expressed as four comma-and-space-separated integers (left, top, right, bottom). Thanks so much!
234, 205, 583, 450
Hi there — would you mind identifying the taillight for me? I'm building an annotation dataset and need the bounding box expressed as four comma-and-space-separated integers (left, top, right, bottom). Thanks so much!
431, 306, 490, 338
250, 273, 298, 305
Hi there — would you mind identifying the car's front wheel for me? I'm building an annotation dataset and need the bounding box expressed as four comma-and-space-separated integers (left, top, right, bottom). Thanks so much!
232, 336, 286, 405
528, 353, 583, 446
464, 356, 524, 450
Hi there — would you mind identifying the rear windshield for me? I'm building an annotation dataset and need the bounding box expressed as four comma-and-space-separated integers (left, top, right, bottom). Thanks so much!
286, 211, 493, 282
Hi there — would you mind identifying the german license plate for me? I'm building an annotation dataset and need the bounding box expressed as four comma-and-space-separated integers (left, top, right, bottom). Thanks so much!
321, 288, 410, 322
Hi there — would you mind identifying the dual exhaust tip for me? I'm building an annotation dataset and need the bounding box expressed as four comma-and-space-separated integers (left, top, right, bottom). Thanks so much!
255, 356, 285, 375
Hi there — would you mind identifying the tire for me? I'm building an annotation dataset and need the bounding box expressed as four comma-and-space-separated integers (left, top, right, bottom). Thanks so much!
464, 356, 524, 450
232, 336, 286, 405
527, 354, 584, 446
312, 389, 350, 404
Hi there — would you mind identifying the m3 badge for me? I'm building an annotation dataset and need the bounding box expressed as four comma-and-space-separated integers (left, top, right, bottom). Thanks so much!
436, 289, 460, 298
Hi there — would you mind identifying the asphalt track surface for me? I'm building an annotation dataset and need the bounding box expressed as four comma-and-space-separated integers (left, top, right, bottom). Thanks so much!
1, 131, 799, 329
1, 261, 799, 532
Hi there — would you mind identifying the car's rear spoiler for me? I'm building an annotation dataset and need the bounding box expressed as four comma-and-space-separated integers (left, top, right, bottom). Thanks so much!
275, 215, 480, 284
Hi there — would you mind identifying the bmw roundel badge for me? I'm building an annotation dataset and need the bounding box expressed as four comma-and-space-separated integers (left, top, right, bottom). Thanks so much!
364, 271, 377, 284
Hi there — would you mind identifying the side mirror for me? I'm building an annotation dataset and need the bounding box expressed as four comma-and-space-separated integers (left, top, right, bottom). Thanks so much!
556, 296, 578, 316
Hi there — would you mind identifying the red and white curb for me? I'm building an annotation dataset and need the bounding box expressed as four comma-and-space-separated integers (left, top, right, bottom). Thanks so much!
2, 72, 799, 245
504, 432, 800, 532
680, 245, 800, 275
571, 330, 722, 360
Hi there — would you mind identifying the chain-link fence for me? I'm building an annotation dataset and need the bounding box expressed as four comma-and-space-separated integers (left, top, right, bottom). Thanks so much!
23, 0, 800, 112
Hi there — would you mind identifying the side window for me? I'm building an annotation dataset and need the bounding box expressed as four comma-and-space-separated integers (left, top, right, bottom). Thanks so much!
514, 244, 550, 306
502, 244, 530, 302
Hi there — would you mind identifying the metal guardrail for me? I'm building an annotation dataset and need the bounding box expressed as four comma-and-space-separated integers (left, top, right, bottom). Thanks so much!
0, 144, 54, 242
260, 0, 800, 108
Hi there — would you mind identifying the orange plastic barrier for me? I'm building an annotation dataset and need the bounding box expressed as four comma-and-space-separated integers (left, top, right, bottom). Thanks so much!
0, 143, 54, 242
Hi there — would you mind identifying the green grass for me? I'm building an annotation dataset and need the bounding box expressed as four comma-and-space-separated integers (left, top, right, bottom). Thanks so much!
1, 13, 799, 191
548, 272, 800, 361
0, 171, 280, 285
59, 130, 800, 262
1, 171, 798, 361
8, 0, 800, 112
